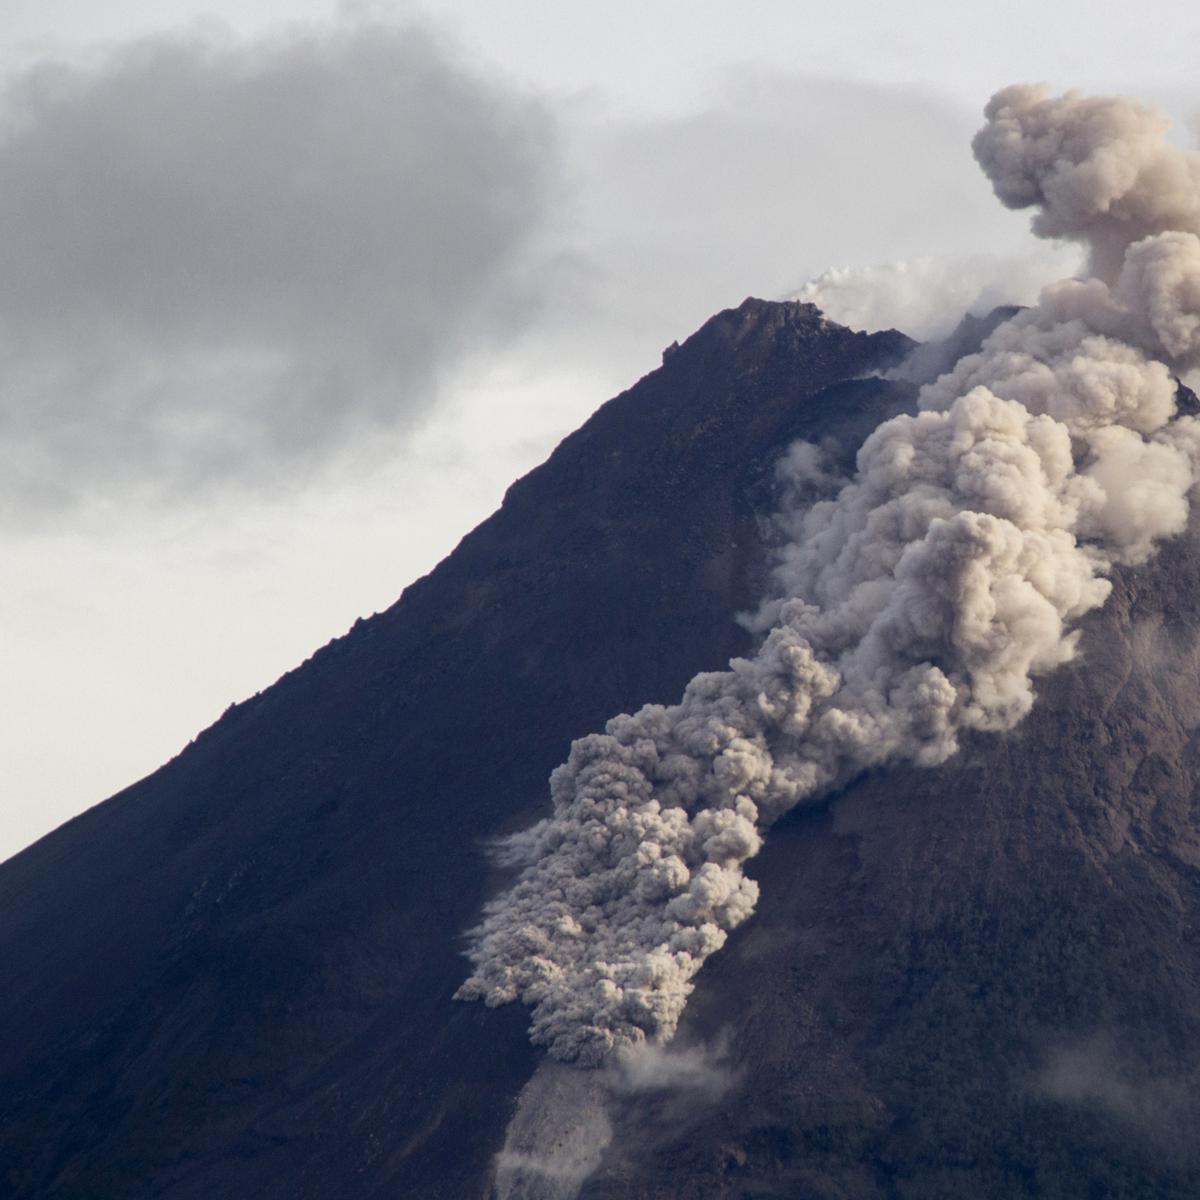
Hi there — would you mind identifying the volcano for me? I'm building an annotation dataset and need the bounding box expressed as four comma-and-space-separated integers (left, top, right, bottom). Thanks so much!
3, 294, 1199, 1199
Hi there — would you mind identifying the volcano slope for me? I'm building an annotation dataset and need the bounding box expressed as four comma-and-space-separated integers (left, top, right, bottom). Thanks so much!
2, 299, 1199, 1199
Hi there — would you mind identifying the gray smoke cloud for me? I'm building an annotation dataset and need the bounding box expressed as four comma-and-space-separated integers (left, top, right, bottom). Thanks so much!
0, 18, 558, 516
973, 84, 1200, 284
457, 85, 1200, 1066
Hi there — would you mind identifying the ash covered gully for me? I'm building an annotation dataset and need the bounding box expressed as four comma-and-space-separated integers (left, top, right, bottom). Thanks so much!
457, 85, 1200, 1066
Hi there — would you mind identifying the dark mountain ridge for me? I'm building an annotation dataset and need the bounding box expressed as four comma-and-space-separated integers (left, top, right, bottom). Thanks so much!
3, 298, 1199, 1198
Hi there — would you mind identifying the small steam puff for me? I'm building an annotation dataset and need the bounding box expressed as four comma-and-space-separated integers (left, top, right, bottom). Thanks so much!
456, 86, 1200, 1065
791, 251, 1077, 341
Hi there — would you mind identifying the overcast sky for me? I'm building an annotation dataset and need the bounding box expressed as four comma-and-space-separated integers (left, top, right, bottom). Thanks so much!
4, 0, 1200, 862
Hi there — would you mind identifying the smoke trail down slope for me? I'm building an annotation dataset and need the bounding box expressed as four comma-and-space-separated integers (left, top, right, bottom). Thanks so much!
492, 1041, 733, 1198
456, 86, 1200, 1066
492, 1065, 613, 1200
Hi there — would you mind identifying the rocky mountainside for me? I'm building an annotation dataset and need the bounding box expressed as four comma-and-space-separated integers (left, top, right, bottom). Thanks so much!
3, 299, 1199, 1199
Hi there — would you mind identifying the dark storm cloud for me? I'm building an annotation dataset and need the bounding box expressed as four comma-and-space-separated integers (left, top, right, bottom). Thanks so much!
0, 19, 559, 515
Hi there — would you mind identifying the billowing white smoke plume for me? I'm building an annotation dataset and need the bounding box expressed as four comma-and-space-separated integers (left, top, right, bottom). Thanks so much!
791, 250, 1078, 340
457, 85, 1200, 1066
973, 85, 1200, 284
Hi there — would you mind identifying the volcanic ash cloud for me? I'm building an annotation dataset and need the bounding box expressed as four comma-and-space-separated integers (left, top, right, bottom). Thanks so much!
456, 85, 1200, 1066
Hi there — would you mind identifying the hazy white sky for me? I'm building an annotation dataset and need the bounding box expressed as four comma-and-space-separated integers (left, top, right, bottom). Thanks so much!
3, 0, 1200, 861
